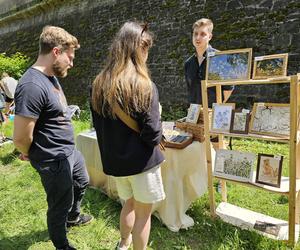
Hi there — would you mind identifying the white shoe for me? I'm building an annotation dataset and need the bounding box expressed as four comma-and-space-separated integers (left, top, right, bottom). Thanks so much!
115, 234, 132, 250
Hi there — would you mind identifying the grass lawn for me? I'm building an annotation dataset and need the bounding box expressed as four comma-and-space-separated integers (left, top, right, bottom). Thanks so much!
0, 118, 299, 249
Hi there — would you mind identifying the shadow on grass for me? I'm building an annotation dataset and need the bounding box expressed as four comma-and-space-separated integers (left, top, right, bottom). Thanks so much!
82, 187, 121, 228
0, 230, 49, 250
0, 147, 19, 165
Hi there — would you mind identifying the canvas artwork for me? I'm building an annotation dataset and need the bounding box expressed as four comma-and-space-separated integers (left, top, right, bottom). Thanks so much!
206, 48, 252, 81
256, 154, 283, 187
214, 149, 256, 182
249, 103, 290, 137
253, 53, 288, 79
230, 110, 250, 134
186, 104, 201, 123
212, 103, 235, 132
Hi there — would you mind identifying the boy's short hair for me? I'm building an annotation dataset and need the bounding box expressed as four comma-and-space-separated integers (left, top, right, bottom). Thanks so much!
39, 26, 80, 55
192, 18, 214, 33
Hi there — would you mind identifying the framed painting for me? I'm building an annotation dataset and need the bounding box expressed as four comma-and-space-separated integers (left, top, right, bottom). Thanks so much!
252, 53, 288, 79
211, 103, 235, 132
214, 149, 256, 182
255, 153, 283, 187
230, 110, 250, 134
186, 104, 202, 123
206, 48, 252, 82
249, 103, 290, 137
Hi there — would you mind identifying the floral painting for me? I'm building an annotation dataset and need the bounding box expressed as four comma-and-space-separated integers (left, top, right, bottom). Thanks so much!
214, 149, 256, 182
212, 103, 235, 132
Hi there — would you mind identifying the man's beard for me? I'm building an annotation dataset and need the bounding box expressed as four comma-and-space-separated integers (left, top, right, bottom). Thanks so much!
52, 60, 68, 78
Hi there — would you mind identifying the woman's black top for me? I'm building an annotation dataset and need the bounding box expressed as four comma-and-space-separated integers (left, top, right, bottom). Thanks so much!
91, 83, 164, 177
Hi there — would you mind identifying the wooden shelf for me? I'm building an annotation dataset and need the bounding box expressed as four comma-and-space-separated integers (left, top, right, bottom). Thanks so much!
214, 175, 300, 195
209, 131, 289, 143
205, 77, 291, 87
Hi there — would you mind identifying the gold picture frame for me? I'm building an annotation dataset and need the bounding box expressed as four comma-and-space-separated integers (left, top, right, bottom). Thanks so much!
252, 53, 288, 79
206, 48, 252, 82
249, 103, 290, 137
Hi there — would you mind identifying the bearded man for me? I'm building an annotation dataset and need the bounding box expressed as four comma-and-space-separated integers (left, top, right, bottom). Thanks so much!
13, 26, 92, 250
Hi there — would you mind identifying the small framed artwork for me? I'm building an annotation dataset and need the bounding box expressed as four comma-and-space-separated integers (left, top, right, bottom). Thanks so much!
206, 48, 252, 82
186, 104, 202, 123
214, 149, 256, 182
252, 53, 288, 79
211, 103, 235, 132
230, 110, 250, 134
249, 103, 290, 137
256, 153, 283, 187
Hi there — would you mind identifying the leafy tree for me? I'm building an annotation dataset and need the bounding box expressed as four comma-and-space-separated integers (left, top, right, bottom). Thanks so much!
0, 52, 31, 79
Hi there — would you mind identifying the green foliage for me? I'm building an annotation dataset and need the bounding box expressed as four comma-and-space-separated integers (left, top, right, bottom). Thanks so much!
0, 52, 31, 79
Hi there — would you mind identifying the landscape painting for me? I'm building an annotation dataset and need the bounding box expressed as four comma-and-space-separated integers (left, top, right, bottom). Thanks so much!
253, 53, 288, 79
206, 48, 252, 81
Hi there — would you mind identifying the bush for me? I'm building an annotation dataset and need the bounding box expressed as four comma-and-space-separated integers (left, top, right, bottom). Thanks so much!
0, 52, 31, 79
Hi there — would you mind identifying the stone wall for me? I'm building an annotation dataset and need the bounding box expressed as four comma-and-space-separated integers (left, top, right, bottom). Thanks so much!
0, 0, 299, 108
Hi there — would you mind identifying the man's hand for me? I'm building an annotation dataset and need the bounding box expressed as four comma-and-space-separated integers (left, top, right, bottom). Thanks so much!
19, 153, 29, 161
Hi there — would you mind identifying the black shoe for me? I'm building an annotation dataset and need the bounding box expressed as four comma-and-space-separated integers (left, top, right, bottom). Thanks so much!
67, 214, 93, 227
56, 244, 77, 250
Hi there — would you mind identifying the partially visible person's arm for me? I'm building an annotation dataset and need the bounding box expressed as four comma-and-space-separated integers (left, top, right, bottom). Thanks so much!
13, 115, 37, 156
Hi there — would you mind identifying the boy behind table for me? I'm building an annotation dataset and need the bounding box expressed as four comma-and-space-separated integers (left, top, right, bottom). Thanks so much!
184, 18, 234, 106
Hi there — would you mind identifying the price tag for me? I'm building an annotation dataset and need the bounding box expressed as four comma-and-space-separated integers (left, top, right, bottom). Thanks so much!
255, 56, 264, 61
274, 155, 282, 160
242, 109, 250, 114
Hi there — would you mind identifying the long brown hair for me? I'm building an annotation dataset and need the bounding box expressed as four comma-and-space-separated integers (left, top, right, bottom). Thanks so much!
92, 21, 153, 117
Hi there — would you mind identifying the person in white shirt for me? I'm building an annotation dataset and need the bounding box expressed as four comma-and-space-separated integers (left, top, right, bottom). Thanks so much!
0, 72, 18, 114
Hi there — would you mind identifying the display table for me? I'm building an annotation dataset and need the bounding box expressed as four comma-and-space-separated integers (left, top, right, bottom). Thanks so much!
76, 130, 212, 232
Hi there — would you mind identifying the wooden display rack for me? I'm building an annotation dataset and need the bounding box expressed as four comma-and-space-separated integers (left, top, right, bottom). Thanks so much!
201, 75, 300, 245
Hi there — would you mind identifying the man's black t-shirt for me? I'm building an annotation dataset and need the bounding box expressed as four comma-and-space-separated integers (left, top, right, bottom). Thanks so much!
15, 67, 75, 162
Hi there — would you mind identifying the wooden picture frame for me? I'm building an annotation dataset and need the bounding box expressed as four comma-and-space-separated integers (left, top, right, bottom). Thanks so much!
211, 103, 235, 132
206, 48, 252, 82
214, 149, 256, 182
186, 104, 201, 124
249, 103, 290, 137
256, 153, 283, 187
230, 110, 250, 134
252, 53, 288, 79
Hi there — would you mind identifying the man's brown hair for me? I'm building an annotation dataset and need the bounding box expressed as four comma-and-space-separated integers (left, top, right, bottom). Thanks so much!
192, 18, 214, 33
39, 26, 80, 55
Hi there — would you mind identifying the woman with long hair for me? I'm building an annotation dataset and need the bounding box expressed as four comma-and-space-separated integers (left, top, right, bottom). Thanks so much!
91, 21, 165, 250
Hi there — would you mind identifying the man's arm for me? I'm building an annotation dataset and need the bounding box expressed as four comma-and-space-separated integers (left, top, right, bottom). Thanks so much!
13, 115, 37, 156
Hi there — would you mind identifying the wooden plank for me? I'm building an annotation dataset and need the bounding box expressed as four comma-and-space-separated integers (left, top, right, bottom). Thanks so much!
209, 131, 289, 143
201, 79, 216, 216
206, 77, 291, 87
214, 176, 300, 195
288, 75, 298, 245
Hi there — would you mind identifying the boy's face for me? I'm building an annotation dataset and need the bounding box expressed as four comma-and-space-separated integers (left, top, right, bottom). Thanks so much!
192, 25, 212, 50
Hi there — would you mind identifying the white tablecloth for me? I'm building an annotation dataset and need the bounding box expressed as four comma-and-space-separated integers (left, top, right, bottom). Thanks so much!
76, 130, 210, 232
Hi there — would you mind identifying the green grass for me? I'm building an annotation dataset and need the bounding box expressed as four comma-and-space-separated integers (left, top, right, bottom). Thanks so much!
0, 119, 299, 249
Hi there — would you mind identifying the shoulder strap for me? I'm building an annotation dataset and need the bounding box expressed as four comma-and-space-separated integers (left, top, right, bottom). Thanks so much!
113, 103, 140, 133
